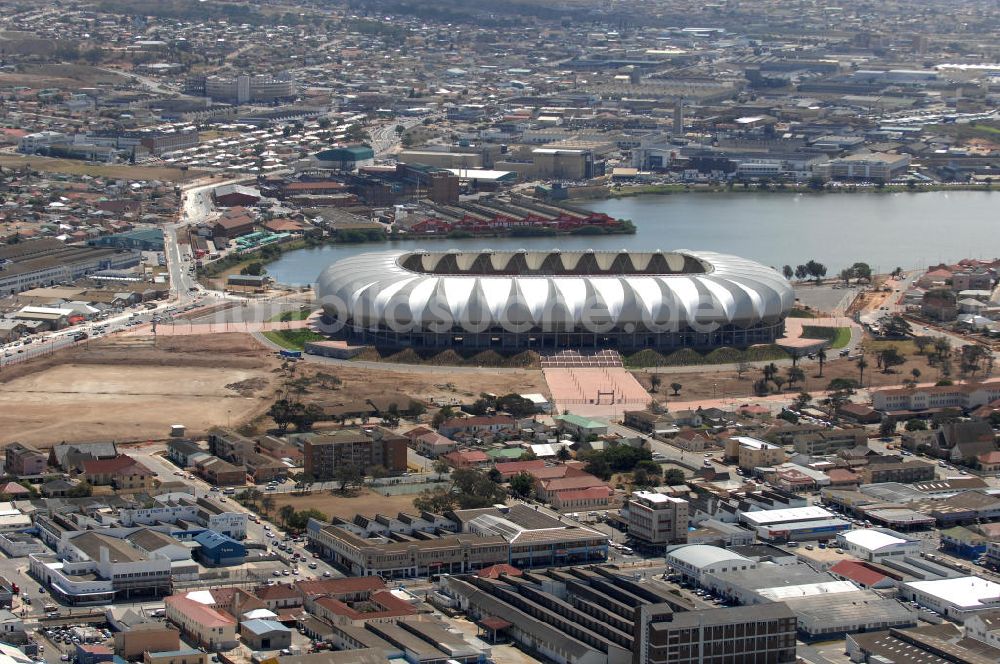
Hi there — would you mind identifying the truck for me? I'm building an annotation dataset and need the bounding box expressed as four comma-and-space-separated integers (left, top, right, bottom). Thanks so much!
279, 349, 302, 359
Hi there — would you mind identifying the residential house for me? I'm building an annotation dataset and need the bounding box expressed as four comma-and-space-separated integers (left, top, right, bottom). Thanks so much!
81, 455, 155, 491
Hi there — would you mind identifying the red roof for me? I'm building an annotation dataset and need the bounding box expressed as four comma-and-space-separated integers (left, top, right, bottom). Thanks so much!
494, 459, 546, 478
826, 468, 861, 483
554, 486, 613, 501
829, 560, 888, 587
294, 576, 384, 598
977, 450, 1000, 464
539, 474, 607, 492
82, 455, 151, 476
477, 564, 522, 579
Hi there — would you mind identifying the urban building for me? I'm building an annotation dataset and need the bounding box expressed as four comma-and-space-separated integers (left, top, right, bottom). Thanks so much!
725, 436, 786, 470
200, 73, 296, 104
301, 428, 408, 480
621, 491, 689, 546
4, 443, 46, 476
901, 577, 1000, 623
164, 594, 238, 650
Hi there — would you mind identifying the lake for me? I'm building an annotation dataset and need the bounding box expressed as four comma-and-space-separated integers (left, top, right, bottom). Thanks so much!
264, 190, 1000, 286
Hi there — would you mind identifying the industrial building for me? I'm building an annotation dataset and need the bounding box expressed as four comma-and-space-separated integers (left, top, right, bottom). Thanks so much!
437, 564, 797, 664
739, 505, 851, 541
901, 576, 1000, 623
0, 238, 140, 294
317, 249, 794, 351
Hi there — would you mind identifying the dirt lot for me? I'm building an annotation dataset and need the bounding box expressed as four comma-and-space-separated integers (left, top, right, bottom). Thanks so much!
631, 348, 943, 404
294, 363, 549, 406
0, 155, 206, 183
0, 334, 281, 446
271, 489, 420, 520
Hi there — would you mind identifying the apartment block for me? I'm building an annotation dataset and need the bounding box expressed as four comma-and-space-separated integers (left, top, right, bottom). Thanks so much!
4, 443, 46, 476
622, 491, 689, 546
301, 428, 407, 480
725, 436, 785, 470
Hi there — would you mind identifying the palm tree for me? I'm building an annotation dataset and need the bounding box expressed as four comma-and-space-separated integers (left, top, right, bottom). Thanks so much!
816, 348, 827, 377
857, 356, 869, 387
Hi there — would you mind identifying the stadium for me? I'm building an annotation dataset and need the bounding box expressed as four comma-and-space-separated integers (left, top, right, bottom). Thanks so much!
315, 249, 794, 351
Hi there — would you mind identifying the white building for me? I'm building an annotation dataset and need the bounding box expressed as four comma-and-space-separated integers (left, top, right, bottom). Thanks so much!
622, 491, 689, 545
739, 505, 850, 541
118, 494, 247, 539
18, 131, 70, 153
964, 609, 1000, 649
665, 544, 755, 584
901, 577, 1000, 622
836, 529, 921, 561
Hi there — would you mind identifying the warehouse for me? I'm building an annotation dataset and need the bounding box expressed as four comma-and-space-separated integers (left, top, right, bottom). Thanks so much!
739, 505, 851, 541
901, 576, 1000, 623
194, 531, 246, 567
835, 528, 921, 561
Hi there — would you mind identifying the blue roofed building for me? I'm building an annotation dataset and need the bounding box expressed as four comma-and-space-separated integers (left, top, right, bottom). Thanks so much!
194, 530, 245, 567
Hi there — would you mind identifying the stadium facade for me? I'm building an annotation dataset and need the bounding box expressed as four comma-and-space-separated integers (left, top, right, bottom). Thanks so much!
315, 249, 794, 351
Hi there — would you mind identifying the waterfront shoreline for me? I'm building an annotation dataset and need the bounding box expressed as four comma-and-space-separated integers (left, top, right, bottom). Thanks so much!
572, 182, 1000, 201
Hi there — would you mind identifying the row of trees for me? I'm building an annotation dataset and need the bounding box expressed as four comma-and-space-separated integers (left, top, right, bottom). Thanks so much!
781, 260, 827, 282
754, 363, 806, 395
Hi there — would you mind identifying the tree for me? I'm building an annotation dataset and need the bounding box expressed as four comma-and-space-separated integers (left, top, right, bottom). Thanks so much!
816, 348, 827, 377
268, 399, 297, 433
793, 391, 812, 411
839, 267, 853, 285
850, 262, 872, 282
805, 260, 827, 282
649, 374, 662, 393
432, 459, 451, 480
772, 375, 787, 392
905, 418, 928, 431
432, 406, 455, 428
556, 446, 572, 462
876, 348, 905, 373
241, 262, 266, 276
856, 356, 869, 386
495, 393, 538, 417
334, 464, 364, 492
487, 467, 502, 483
794, 265, 808, 280
509, 471, 534, 498
736, 360, 752, 379
293, 403, 324, 431
911, 368, 921, 384
914, 337, 931, 355
278, 504, 296, 525
786, 366, 805, 389
261, 495, 275, 515
632, 468, 656, 487
879, 418, 896, 437
581, 452, 612, 480
413, 486, 457, 513
664, 468, 686, 486
450, 468, 507, 508
670, 382, 682, 396
782, 265, 794, 280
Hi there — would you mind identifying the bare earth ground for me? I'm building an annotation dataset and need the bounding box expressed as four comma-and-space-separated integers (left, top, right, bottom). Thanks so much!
631, 350, 945, 405
295, 363, 550, 405
0, 334, 281, 446
270, 489, 421, 521
0, 155, 206, 183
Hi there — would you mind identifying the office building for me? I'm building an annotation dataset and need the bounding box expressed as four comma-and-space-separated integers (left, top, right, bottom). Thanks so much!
201, 73, 296, 104
621, 491, 689, 546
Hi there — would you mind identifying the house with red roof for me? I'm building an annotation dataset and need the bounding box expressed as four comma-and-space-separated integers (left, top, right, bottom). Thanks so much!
80, 455, 154, 491
443, 449, 490, 469
535, 474, 610, 505
493, 459, 546, 480
549, 485, 614, 510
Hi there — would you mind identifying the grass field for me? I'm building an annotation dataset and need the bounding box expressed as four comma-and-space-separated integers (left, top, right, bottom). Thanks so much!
269, 308, 314, 322
262, 328, 325, 350
801, 326, 852, 349
0, 155, 206, 182
862, 338, 918, 355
